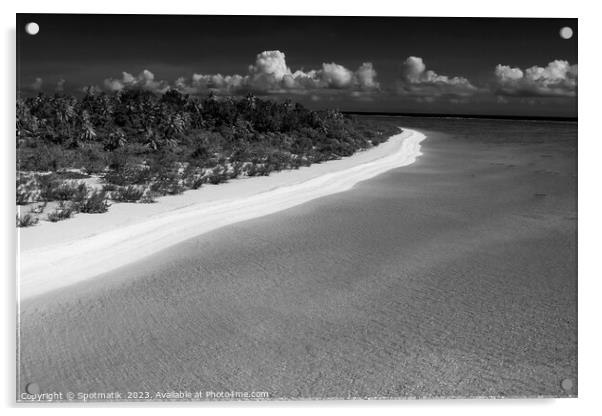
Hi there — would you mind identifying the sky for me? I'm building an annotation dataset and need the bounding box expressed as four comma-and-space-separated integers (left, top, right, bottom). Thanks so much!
17, 14, 578, 117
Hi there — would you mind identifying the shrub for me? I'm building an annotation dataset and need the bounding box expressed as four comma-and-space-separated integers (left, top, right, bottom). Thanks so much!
244, 164, 257, 176
18, 145, 67, 172
52, 183, 74, 200
47, 202, 75, 222
206, 175, 222, 185
79, 146, 107, 174
265, 151, 291, 172
246, 163, 269, 177
104, 165, 152, 186
16, 213, 39, 227
36, 174, 61, 201
16, 182, 33, 205
182, 164, 205, 189
206, 166, 229, 185
150, 172, 184, 196
56, 170, 90, 180
78, 190, 110, 213
53, 182, 88, 202
185, 176, 205, 190
139, 191, 156, 204
228, 162, 243, 179
103, 171, 128, 186
28, 202, 47, 214
113, 185, 144, 202
101, 183, 119, 195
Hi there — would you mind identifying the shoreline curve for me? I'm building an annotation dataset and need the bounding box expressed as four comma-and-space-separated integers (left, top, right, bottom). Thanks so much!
18, 127, 426, 300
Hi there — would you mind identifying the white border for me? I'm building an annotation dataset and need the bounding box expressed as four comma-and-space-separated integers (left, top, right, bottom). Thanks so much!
2, 1, 599, 415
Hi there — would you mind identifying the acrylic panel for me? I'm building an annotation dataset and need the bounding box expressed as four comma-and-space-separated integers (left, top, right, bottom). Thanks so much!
16, 14, 578, 402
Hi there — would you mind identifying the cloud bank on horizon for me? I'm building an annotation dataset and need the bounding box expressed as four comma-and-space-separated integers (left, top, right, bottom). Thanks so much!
398, 56, 479, 98
29, 50, 578, 103
493, 60, 578, 97
103, 51, 379, 96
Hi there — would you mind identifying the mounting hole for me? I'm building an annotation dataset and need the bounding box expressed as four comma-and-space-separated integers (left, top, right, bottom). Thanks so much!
561, 378, 573, 392
559, 26, 573, 40
25, 22, 40, 36
25, 382, 40, 395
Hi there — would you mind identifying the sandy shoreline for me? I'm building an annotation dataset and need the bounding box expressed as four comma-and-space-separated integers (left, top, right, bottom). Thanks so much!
18, 128, 426, 300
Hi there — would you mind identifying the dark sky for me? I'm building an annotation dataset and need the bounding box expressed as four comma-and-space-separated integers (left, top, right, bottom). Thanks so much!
17, 14, 578, 117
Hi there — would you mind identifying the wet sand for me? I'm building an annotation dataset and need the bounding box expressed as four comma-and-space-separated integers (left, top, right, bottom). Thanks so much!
18, 121, 577, 400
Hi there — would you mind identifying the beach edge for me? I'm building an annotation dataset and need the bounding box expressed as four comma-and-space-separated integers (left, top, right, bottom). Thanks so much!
19, 127, 426, 300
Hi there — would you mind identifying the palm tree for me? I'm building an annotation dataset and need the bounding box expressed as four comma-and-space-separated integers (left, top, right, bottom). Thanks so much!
54, 97, 76, 139
104, 127, 126, 151
77, 110, 97, 144
143, 126, 159, 150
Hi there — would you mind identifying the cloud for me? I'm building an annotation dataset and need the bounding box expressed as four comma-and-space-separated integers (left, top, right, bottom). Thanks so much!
494, 60, 577, 97
355, 62, 380, 90
249, 50, 291, 81
31, 77, 43, 91
188, 73, 247, 92
101, 51, 380, 98
103, 70, 169, 93
398, 56, 477, 98
320, 63, 354, 88
174, 50, 380, 95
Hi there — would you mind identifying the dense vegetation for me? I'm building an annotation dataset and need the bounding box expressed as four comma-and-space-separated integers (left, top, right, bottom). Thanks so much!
16, 89, 398, 226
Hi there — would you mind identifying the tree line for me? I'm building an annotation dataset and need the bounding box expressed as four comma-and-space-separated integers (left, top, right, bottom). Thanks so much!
16, 88, 398, 226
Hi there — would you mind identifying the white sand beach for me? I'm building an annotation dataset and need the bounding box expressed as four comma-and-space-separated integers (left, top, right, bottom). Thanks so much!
18, 128, 426, 300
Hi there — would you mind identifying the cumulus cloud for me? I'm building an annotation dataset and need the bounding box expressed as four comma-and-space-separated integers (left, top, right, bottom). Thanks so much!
355, 62, 380, 90
174, 50, 380, 95
494, 60, 577, 97
249, 50, 291, 81
398, 56, 477, 98
103, 70, 170, 93
101, 51, 379, 97
320, 63, 354, 88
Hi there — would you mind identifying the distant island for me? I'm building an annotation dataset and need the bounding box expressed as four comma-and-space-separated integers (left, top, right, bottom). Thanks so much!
343, 111, 578, 122
16, 89, 398, 227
